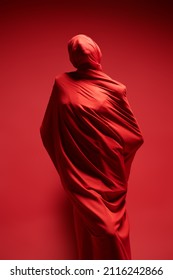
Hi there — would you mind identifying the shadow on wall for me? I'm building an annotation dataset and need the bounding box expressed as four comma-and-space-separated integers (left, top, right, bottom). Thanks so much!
0, 179, 78, 260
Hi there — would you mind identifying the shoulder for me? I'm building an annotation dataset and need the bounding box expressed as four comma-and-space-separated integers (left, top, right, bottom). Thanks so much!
54, 71, 78, 86
54, 73, 67, 84
100, 71, 127, 97
112, 79, 127, 96
52, 73, 69, 92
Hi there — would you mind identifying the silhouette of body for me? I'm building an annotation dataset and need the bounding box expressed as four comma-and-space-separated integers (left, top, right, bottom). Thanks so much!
40, 34, 144, 259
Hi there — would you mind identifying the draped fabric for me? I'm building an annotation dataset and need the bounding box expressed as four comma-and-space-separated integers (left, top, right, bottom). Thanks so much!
40, 35, 144, 259
68, 34, 102, 70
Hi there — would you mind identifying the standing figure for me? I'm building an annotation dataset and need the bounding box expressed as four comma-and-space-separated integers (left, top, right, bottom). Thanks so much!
40, 34, 144, 260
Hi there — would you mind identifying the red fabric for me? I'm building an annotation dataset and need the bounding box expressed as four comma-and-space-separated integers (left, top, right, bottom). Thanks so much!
40, 69, 144, 259
68, 34, 102, 70
40, 35, 144, 259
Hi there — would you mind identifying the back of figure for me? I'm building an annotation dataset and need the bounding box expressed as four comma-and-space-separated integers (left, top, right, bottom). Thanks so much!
40, 34, 144, 259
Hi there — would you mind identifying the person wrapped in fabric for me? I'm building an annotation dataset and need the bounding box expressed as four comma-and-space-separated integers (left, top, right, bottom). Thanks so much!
40, 34, 144, 260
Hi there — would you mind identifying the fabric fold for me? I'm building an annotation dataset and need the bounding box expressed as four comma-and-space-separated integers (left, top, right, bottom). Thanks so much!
40, 35, 143, 259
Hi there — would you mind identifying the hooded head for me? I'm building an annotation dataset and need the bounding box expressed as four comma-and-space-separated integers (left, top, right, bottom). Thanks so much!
68, 34, 102, 70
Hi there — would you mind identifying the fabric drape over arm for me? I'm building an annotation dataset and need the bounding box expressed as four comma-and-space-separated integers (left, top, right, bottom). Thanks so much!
40, 82, 60, 173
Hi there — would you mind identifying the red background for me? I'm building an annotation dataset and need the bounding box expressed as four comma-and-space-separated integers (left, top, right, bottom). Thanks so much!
0, 0, 173, 259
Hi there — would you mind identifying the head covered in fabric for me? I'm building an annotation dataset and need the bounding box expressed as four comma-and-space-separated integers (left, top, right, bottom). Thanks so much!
68, 34, 102, 70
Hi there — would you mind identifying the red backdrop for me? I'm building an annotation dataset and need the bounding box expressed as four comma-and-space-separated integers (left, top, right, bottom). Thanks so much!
0, 0, 173, 259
